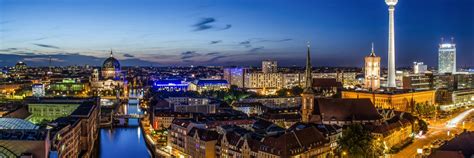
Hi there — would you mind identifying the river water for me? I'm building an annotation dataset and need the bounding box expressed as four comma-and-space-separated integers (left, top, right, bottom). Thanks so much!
99, 98, 152, 158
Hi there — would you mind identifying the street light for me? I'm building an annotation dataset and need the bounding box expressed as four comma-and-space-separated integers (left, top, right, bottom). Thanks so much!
417, 148, 423, 155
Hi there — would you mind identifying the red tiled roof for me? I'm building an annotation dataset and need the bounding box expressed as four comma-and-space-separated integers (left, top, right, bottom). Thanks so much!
260, 126, 329, 156
188, 127, 220, 141
312, 78, 342, 88
313, 98, 383, 121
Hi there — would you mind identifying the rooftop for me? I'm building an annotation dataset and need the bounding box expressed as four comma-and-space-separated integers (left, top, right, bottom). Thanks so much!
313, 98, 383, 121
431, 131, 474, 158
0, 129, 48, 141
0, 118, 38, 130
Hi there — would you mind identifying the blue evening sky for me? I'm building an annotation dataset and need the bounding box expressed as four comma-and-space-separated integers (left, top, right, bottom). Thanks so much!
0, 0, 473, 67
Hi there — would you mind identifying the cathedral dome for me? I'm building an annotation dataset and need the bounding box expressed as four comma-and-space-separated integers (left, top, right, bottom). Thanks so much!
15, 61, 27, 70
102, 51, 120, 69
15, 61, 26, 67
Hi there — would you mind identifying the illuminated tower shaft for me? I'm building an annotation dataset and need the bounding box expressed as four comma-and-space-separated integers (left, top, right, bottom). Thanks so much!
386, 0, 398, 88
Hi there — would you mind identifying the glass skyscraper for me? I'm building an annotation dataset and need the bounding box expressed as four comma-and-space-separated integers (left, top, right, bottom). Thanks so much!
438, 41, 456, 74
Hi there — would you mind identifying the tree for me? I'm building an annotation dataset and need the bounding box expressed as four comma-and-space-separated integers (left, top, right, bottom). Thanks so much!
414, 119, 428, 134
337, 124, 384, 158
290, 86, 303, 96
276, 88, 289, 97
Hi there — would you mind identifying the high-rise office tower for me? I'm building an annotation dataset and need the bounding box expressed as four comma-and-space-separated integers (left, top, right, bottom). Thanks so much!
438, 39, 456, 74
364, 43, 381, 91
386, 0, 398, 88
262, 60, 278, 73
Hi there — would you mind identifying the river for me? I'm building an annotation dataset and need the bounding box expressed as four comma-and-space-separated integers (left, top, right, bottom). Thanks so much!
99, 98, 152, 158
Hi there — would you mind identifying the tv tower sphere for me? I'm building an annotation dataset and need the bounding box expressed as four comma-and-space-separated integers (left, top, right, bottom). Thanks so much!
385, 0, 398, 6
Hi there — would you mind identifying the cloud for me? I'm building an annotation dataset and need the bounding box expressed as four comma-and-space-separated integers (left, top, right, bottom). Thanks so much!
0, 52, 157, 67
207, 55, 227, 62
206, 52, 220, 55
181, 51, 201, 59
249, 46, 264, 52
23, 57, 65, 62
239, 41, 252, 48
33, 43, 60, 49
123, 53, 135, 58
192, 17, 232, 31
258, 38, 292, 42
220, 24, 232, 30
33, 37, 49, 41
210, 40, 222, 44
0, 48, 18, 52
178, 51, 225, 63
193, 17, 216, 31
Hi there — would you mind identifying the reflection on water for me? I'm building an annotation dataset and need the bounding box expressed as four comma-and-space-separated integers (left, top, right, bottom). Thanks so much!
99, 126, 151, 158
99, 99, 150, 158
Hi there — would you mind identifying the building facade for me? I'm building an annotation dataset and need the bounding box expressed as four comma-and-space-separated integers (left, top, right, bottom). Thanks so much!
413, 62, 428, 74
342, 90, 436, 112
364, 44, 381, 90
262, 60, 278, 73
438, 41, 456, 74
223, 68, 246, 88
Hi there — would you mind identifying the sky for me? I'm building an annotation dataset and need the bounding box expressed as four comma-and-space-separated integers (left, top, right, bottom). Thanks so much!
0, 0, 473, 67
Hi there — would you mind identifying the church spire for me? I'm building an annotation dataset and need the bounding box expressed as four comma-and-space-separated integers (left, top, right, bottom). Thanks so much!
370, 42, 376, 56
110, 49, 113, 57
303, 42, 314, 94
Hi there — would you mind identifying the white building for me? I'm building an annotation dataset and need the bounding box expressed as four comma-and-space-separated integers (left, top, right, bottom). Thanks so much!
32, 84, 45, 97
413, 62, 428, 74
438, 40, 456, 74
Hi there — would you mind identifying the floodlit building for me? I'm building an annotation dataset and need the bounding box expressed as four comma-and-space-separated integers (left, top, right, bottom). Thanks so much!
262, 60, 278, 73
101, 50, 121, 80
402, 74, 433, 91
413, 62, 428, 74
244, 72, 283, 95
48, 78, 89, 96
438, 40, 456, 74
342, 90, 436, 112
188, 79, 229, 93
14, 61, 27, 72
90, 50, 127, 97
223, 68, 246, 88
364, 43, 381, 91
152, 79, 189, 91
32, 83, 45, 97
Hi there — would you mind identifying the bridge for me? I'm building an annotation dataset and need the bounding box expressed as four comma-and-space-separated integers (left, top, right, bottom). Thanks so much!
115, 114, 145, 119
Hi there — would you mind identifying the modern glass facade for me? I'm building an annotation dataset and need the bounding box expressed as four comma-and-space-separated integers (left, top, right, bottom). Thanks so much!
0, 118, 39, 129
438, 42, 456, 74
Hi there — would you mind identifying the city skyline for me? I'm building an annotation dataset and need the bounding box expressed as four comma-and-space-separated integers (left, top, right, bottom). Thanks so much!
1, 0, 473, 67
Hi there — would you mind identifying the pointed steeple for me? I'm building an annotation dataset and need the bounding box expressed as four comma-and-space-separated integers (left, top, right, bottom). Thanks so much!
303, 42, 314, 94
370, 42, 376, 57
110, 49, 113, 57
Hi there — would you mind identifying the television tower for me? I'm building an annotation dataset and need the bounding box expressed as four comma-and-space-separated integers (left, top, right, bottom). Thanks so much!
386, 0, 398, 88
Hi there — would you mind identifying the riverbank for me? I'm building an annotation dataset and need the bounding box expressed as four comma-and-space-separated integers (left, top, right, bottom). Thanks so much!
140, 118, 158, 158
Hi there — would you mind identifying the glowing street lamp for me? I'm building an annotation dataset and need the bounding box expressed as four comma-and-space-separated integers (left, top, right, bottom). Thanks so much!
417, 148, 423, 154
